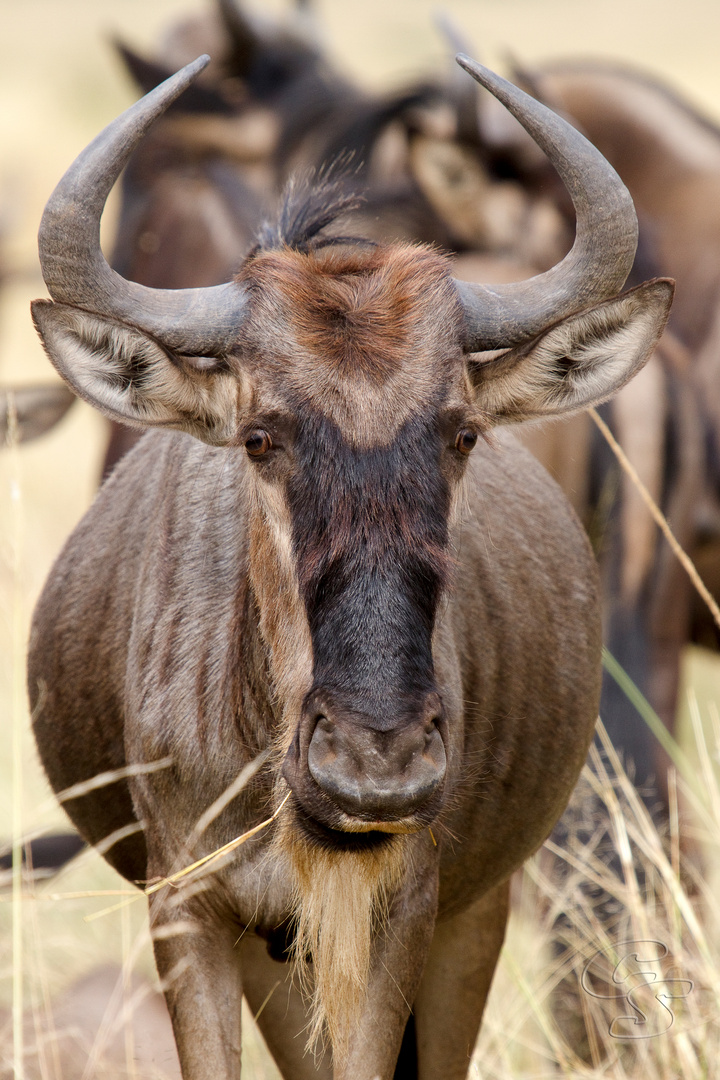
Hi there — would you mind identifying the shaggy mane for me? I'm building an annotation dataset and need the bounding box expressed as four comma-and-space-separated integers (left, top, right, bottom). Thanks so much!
251, 169, 372, 256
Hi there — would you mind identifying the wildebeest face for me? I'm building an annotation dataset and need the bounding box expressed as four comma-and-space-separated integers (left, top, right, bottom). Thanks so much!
235, 242, 474, 837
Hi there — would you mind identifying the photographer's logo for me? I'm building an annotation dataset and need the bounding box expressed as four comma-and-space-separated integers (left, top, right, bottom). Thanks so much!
581, 940, 693, 1039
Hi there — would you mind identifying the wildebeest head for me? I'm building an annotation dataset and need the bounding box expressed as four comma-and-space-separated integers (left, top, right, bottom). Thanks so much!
31, 55, 672, 847
119, 0, 325, 111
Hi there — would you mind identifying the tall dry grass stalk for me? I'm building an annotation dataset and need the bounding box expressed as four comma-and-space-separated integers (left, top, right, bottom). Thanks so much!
4, 399, 27, 1080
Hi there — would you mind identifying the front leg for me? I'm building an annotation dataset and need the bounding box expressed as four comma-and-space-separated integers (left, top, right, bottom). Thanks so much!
338, 838, 440, 1080
414, 880, 510, 1079
150, 889, 243, 1080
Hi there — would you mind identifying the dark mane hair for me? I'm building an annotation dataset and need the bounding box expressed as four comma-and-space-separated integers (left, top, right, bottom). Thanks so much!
252, 168, 373, 255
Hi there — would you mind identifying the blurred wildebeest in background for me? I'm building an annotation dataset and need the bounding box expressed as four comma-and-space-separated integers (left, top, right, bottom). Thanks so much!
0, 189, 82, 884
524, 59, 720, 619
0, 830, 85, 884
0, 383, 75, 445
28, 51, 673, 1079
0, 187, 76, 447
499, 58, 720, 802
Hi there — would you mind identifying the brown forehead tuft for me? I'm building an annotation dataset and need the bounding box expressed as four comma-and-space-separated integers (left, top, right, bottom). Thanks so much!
238, 242, 461, 384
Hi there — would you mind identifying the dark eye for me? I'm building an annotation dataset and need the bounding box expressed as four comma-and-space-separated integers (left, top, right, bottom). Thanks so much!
455, 429, 477, 455
245, 429, 272, 457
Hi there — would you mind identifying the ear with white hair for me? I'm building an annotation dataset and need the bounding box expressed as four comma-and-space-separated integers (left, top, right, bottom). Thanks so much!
31, 300, 241, 446
468, 279, 674, 423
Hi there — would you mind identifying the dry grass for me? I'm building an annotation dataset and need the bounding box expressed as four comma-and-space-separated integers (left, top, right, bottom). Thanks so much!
474, 708, 720, 1079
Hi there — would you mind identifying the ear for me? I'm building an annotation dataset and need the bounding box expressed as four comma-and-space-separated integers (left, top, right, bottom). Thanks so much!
468, 279, 674, 424
31, 300, 240, 445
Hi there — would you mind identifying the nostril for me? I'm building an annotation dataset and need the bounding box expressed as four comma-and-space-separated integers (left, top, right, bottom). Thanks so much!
307, 713, 339, 788
423, 715, 442, 746
314, 714, 334, 735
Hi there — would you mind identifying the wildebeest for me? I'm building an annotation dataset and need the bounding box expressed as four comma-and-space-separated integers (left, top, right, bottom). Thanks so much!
28, 53, 672, 1078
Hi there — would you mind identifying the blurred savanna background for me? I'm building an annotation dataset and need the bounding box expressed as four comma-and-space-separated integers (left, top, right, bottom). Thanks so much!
2, 0, 720, 1076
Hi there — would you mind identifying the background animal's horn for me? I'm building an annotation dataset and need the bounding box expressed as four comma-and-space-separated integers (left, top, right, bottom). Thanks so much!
38, 55, 249, 356
453, 55, 638, 352
434, 15, 483, 147
216, 0, 260, 76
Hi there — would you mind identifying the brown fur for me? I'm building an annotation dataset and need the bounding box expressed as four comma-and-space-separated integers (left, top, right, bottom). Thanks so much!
242, 244, 454, 381
247, 486, 314, 739
237, 243, 464, 447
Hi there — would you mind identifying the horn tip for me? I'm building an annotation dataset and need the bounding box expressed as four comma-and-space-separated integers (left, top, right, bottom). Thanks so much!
455, 53, 496, 90
189, 54, 212, 75
455, 52, 478, 72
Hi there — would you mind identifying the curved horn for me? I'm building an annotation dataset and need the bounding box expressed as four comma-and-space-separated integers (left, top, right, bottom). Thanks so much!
453, 55, 638, 352
38, 55, 249, 356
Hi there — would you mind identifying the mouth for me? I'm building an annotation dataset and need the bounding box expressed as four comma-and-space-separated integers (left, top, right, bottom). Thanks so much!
332, 814, 428, 834
283, 747, 445, 853
294, 808, 403, 853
